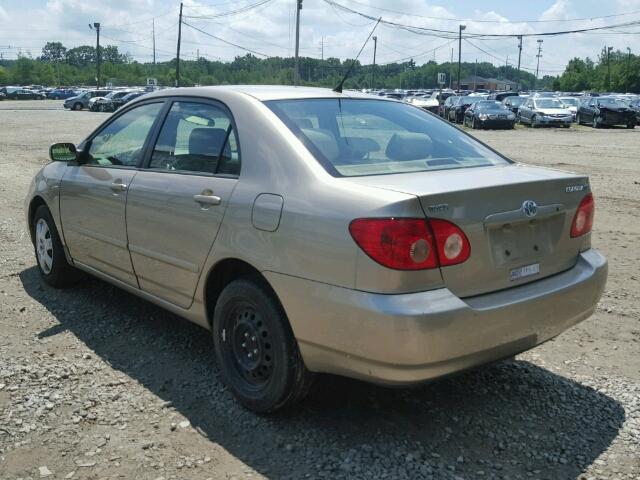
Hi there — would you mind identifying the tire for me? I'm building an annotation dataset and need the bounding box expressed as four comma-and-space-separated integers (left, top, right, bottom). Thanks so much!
576, 114, 581, 125
593, 116, 599, 129
627, 123, 635, 129
531, 115, 539, 128
32, 205, 82, 288
471, 117, 476, 129
73, 102, 82, 111
212, 278, 314, 413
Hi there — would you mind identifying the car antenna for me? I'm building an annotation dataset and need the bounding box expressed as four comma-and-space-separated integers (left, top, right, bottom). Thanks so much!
333, 17, 381, 94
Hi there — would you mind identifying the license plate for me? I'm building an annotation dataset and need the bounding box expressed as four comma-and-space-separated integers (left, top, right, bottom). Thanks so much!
510, 263, 540, 281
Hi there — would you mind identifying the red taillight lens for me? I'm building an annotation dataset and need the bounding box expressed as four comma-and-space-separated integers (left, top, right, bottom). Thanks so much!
349, 218, 437, 270
429, 219, 471, 266
349, 218, 470, 270
570, 193, 595, 238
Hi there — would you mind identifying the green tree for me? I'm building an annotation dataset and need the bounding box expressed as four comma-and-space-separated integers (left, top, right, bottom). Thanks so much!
41, 42, 67, 62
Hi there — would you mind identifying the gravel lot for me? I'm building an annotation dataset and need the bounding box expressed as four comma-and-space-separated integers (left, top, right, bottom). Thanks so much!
0, 100, 639, 480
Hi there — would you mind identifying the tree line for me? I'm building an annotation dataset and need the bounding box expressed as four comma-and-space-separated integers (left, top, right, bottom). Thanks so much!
0, 41, 637, 93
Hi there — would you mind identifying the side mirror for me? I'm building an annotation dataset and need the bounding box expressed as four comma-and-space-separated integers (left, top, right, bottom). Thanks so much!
49, 142, 77, 162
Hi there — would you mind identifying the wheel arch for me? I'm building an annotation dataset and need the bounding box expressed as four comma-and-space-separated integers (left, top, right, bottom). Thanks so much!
203, 258, 284, 328
27, 195, 48, 242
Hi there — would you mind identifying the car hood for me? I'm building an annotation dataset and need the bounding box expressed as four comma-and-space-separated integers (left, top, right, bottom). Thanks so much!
598, 105, 631, 112
537, 108, 572, 115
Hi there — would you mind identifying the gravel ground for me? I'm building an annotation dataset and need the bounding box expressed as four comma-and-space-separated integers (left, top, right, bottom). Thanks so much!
0, 100, 639, 480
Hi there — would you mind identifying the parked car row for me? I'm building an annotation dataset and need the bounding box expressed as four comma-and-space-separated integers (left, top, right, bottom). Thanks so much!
0, 86, 47, 100
400, 89, 640, 130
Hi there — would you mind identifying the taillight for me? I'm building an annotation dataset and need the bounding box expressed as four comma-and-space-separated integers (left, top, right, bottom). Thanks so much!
570, 193, 595, 238
429, 219, 471, 266
349, 218, 470, 270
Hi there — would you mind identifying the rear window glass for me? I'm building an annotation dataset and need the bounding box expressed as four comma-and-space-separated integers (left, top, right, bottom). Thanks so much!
266, 98, 509, 177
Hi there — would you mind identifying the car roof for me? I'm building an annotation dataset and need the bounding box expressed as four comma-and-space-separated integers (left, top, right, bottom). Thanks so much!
142, 85, 385, 102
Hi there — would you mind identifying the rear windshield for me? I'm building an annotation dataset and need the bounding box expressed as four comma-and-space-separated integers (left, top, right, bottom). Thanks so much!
266, 98, 509, 177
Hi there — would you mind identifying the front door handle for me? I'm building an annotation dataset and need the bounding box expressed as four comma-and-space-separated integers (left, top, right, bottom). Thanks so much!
110, 181, 128, 192
193, 193, 222, 206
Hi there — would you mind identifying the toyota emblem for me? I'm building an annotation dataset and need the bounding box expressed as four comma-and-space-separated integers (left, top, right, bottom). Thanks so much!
522, 200, 538, 218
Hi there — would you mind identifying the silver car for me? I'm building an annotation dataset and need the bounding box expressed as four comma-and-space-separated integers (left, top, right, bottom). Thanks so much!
25, 86, 607, 412
518, 97, 573, 127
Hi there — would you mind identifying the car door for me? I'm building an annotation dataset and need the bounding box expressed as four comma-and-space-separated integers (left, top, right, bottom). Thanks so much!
125, 99, 240, 308
520, 100, 532, 122
585, 99, 597, 121
59, 101, 165, 286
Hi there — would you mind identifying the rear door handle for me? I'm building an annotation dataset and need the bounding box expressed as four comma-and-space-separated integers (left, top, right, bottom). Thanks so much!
193, 194, 222, 206
110, 182, 128, 192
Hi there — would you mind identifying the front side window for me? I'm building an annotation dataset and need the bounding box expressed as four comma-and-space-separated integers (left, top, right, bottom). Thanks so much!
267, 98, 509, 177
149, 101, 240, 176
86, 102, 163, 167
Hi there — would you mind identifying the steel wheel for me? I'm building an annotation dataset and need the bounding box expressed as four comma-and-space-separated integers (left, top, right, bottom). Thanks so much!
35, 218, 53, 274
225, 304, 274, 388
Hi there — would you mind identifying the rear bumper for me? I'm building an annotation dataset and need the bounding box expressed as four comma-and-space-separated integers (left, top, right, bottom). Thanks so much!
266, 249, 607, 385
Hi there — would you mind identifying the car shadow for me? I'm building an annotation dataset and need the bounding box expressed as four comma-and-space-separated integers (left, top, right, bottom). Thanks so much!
20, 267, 624, 479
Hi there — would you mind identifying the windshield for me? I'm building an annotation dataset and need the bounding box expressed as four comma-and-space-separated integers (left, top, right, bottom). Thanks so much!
598, 97, 626, 107
535, 99, 563, 109
560, 98, 578, 106
475, 102, 506, 111
266, 98, 509, 177
509, 97, 526, 106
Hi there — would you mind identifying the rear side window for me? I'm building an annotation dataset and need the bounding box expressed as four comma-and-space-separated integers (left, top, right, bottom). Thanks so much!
267, 98, 508, 177
149, 101, 240, 176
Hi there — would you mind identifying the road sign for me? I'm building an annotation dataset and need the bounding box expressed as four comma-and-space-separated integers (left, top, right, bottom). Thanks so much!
147, 78, 158, 87
437, 72, 446, 86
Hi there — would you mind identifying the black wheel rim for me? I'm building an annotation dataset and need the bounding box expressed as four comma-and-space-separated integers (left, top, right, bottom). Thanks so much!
224, 304, 273, 388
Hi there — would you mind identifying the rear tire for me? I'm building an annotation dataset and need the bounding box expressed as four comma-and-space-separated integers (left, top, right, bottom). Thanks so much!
32, 205, 82, 288
73, 102, 82, 111
627, 123, 635, 129
212, 278, 314, 413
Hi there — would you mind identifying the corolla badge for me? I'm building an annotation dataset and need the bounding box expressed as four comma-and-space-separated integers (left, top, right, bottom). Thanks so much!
522, 200, 538, 218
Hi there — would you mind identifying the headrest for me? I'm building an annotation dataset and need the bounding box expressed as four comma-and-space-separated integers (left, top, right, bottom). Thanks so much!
385, 132, 433, 161
300, 128, 339, 161
188, 128, 227, 157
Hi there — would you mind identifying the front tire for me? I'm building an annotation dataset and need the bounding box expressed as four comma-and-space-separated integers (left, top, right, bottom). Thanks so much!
32, 205, 82, 288
212, 278, 314, 412
593, 116, 599, 128
73, 102, 82, 111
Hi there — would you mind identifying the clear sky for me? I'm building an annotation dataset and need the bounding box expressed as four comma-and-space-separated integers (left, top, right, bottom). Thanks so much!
1, 0, 639, 75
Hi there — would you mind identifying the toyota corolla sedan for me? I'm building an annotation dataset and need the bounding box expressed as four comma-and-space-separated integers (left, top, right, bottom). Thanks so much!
26, 86, 607, 412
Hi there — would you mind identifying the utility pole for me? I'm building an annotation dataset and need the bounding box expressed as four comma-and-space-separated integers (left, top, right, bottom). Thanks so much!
372, 35, 377, 90
457, 24, 466, 93
152, 18, 156, 65
449, 47, 453, 88
516, 35, 522, 91
320, 36, 324, 82
474, 59, 477, 91
294, 0, 302, 86
606, 45, 613, 90
535, 39, 543, 81
176, 2, 183, 87
89, 23, 101, 88
627, 47, 632, 93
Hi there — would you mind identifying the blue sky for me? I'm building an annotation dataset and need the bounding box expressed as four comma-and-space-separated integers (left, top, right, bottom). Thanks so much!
1, 0, 639, 76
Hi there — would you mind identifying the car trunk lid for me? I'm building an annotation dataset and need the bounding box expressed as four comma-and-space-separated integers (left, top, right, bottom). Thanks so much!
347, 164, 591, 297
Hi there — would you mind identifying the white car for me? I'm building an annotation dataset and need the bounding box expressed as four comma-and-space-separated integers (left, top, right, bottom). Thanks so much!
559, 97, 580, 121
406, 94, 440, 114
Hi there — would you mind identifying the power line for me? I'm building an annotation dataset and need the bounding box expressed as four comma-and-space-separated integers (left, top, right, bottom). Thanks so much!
323, 0, 640, 39
182, 0, 272, 19
182, 21, 271, 57
337, 0, 640, 25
